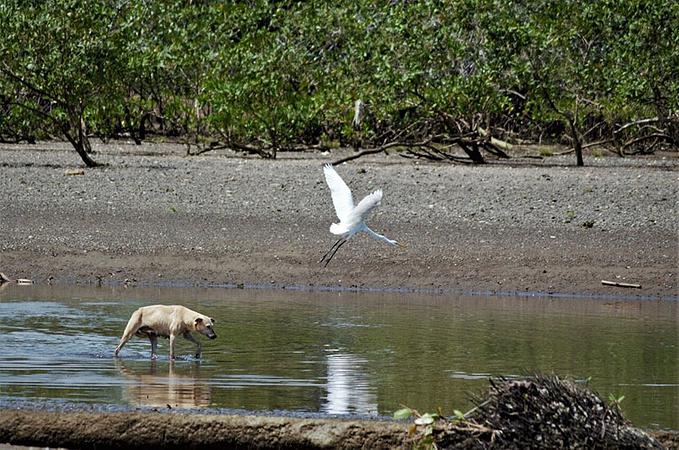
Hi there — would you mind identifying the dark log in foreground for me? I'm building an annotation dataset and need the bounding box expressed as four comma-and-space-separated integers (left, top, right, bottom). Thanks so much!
0, 412, 407, 449
0, 375, 671, 449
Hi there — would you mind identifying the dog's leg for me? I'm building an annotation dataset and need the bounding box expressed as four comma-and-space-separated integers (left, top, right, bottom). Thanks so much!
169, 333, 177, 360
114, 308, 143, 357
183, 332, 202, 359
149, 334, 158, 360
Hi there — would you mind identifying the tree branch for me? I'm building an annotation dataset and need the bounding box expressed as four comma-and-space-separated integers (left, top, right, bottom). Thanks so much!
622, 133, 669, 152
330, 140, 432, 165
0, 64, 64, 106
614, 117, 660, 135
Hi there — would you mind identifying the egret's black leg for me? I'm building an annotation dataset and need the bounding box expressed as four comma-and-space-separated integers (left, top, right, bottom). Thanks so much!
322, 239, 347, 267
319, 238, 344, 264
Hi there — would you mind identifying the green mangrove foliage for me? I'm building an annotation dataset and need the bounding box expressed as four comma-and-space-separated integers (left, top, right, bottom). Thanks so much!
1, 0, 676, 166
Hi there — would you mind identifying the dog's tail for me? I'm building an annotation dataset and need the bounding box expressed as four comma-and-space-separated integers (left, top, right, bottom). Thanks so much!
114, 308, 144, 356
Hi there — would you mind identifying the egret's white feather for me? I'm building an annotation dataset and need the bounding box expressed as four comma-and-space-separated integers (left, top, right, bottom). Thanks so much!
351, 190, 382, 224
323, 164, 354, 223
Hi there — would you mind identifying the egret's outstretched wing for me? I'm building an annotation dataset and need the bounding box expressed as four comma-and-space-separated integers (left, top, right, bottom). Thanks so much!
323, 164, 354, 222
352, 189, 382, 223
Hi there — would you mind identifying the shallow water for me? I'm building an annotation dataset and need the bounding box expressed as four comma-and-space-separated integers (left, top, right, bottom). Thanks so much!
0, 284, 676, 429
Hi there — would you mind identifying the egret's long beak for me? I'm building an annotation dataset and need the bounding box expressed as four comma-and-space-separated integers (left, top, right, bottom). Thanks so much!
396, 241, 408, 249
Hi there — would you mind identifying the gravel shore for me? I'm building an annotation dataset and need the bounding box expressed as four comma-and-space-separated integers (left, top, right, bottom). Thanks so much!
1, 142, 677, 298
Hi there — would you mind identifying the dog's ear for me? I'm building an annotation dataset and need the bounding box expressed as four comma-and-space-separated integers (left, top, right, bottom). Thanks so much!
195, 317, 203, 324
210, 317, 216, 324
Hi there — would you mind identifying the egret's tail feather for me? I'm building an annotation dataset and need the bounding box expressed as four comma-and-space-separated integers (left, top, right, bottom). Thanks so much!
329, 223, 348, 236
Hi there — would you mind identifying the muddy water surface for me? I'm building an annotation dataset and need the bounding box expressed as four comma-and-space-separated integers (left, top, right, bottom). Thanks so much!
0, 284, 676, 429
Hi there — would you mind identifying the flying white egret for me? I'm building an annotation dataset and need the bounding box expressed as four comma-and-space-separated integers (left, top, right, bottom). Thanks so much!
319, 163, 402, 267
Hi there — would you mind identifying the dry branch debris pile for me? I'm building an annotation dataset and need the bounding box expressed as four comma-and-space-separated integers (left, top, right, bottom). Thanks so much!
433, 374, 663, 449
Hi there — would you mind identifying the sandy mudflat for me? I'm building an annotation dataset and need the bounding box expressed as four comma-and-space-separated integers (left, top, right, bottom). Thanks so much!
0, 142, 677, 298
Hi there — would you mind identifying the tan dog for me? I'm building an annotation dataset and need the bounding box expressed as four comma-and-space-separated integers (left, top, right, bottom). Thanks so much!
114, 305, 217, 360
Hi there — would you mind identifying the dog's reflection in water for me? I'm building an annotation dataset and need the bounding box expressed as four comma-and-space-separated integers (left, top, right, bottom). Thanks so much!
116, 359, 211, 408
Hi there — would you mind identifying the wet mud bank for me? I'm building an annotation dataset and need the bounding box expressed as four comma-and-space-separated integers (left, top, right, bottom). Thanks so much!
1, 143, 677, 298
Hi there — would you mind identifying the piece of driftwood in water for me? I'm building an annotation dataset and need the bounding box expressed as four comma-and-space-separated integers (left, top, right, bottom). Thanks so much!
601, 280, 642, 289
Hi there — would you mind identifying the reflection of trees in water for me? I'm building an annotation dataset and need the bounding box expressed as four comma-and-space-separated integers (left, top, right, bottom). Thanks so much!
322, 352, 377, 415
116, 359, 211, 408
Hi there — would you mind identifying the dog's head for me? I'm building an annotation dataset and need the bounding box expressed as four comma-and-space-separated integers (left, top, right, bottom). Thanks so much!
194, 316, 217, 339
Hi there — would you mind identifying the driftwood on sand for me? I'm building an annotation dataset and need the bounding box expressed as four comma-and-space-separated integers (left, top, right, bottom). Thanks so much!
601, 279, 642, 289
0, 272, 33, 285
